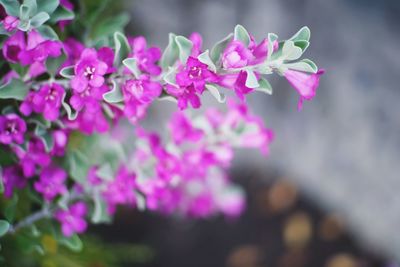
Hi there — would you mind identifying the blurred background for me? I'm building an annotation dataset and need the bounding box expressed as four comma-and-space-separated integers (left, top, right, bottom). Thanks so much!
86, 0, 400, 266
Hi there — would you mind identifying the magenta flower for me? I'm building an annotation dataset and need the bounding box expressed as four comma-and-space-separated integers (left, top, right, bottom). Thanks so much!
58, 0, 74, 30
31, 83, 65, 121
3, 16, 19, 32
233, 71, 254, 101
55, 202, 87, 237
51, 130, 69, 157
69, 106, 109, 135
0, 114, 26, 145
128, 36, 162, 75
98, 47, 115, 74
13, 138, 51, 177
71, 48, 108, 93
222, 40, 253, 69
2, 165, 26, 198
189, 32, 203, 57
62, 38, 85, 68
2, 31, 25, 63
168, 112, 204, 145
284, 69, 325, 110
34, 166, 67, 201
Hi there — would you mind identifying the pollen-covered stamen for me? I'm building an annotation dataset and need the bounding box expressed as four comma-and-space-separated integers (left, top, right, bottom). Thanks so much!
5, 122, 17, 135
45, 87, 59, 101
83, 66, 96, 80
189, 66, 202, 79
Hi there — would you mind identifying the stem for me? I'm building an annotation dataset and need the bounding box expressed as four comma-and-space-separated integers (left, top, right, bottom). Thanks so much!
8, 207, 52, 234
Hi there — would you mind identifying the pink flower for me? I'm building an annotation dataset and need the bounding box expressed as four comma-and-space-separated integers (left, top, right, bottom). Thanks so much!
58, 0, 74, 30
0, 114, 26, 145
168, 112, 204, 145
2, 31, 25, 63
1, 165, 26, 198
51, 130, 69, 157
71, 48, 108, 93
23, 83, 65, 121
128, 36, 162, 75
3, 16, 19, 32
284, 69, 325, 110
189, 32, 202, 57
222, 40, 253, 69
34, 166, 67, 201
55, 202, 87, 237
62, 38, 85, 68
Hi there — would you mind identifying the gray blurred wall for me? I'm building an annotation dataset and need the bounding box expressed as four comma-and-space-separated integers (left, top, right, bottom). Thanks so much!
126, 0, 400, 261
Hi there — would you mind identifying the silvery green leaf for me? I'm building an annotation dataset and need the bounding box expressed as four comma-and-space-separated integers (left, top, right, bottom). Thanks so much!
36, 0, 58, 14
0, 23, 10, 36
0, 220, 9, 237
19, 5, 31, 21
0, 0, 20, 17
245, 69, 259, 88
61, 93, 78, 120
282, 40, 303, 61
163, 66, 177, 85
135, 192, 146, 211
255, 78, 273, 95
284, 59, 318, 73
49, 5, 74, 23
294, 40, 309, 52
22, 0, 37, 16
234, 24, 250, 46
58, 234, 83, 252
4, 194, 18, 222
96, 163, 114, 181
0, 166, 3, 194
113, 31, 131, 66
18, 18, 30, 31
30, 12, 50, 29
289, 26, 310, 42
175, 35, 193, 64
161, 33, 178, 68
205, 84, 226, 103
34, 124, 54, 152
36, 24, 59, 40
46, 51, 66, 77
158, 95, 177, 103
68, 151, 89, 184
60, 65, 74, 78
198, 50, 216, 72
103, 80, 123, 103
210, 33, 233, 63
255, 63, 273, 74
123, 58, 141, 78
92, 192, 111, 224
91, 13, 129, 41
0, 79, 29, 100
267, 33, 278, 59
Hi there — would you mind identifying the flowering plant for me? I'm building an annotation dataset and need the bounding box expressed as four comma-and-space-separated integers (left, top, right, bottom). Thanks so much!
0, 0, 323, 258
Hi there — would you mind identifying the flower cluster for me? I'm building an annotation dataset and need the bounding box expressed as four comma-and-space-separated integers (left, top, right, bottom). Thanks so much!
0, 0, 323, 244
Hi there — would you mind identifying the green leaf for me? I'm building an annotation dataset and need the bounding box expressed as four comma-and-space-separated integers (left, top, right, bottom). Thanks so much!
161, 33, 178, 68
255, 78, 273, 95
0, 166, 4, 194
30, 11, 50, 28
267, 33, 278, 59
46, 51, 66, 77
198, 50, 216, 72
61, 93, 78, 120
0, 0, 20, 17
0, 22, 10, 36
234, 24, 250, 46
91, 13, 129, 41
68, 151, 89, 184
284, 59, 318, 73
36, 24, 59, 40
92, 192, 111, 224
103, 80, 123, 103
289, 26, 310, 42
157, 95, 177, 103
163, 67, 177, 85
135, 192, 146, 211
17, 17, 31, 31
0, 220, 10, 237
113, 31, 131, 66
22, 0, 37, 17
175, 35, 192, 64
294, 40, 309, 52
95, 163, 114, 181
205, 84, 226, 103
49, 5, 74, 23
36, 0, 59, 14
4, 194, 18, 223
10, 63, 28, 77
282, 40, 303, 61
34, 124, 54, 152
58, 234, 83, 252
0, 79, 29, 100
245, 69, 259, 88
210, 33, 233, 63
59, 65, 74, 78
123, 58, 141, 78
19, 5, 31, 21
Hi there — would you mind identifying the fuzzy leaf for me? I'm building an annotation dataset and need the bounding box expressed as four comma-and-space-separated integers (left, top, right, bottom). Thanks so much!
163, 67, 177, 85
205, 84, 226, 103
284, 59, 318, 73
36, 24, 59, 40
289, 26, 311, 42
245, 69, 259, 88
0, 79, 29, 100
91, 13, 129, 41
46, 51, 66, 77
175, 35, 193, 64
92, 192, 111, 224
36, 0, 59, 14
294, 40, 309, 52
0, 220, 9, 237
210, 33, 233, 63
30, 11, 50, 28
234, 24, 250, 46
255, 78, 273, 95
68, 151, 89, 184
49, 5, 74, 23
198, 50, 216, 72
59, 65, 74, 78
61, 92, 78, 120
0, 0, 20, 17
123, 58, 140, 78
58, 234, 83, 252
282, 41, 303, 61
161, 33, 179, 68
103, 80, 123, 103
113, 31, 131, 66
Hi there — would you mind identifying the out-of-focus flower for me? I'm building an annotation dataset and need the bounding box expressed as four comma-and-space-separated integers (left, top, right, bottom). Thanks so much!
0, 114, 27, 145
55, 202, 87, 237
34, 166, 67, 201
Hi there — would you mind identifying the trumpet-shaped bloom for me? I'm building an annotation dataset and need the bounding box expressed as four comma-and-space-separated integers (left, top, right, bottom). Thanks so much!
34, 166, 67, 201
0, 114, 26, 145
129, 36, 162, 75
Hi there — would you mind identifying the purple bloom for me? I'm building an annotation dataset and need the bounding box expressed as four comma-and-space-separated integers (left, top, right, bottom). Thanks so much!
98, 47, 115, 74
189, 32, 203, 57
55, 202, 87, 237
13, 137, 51, 177
62, 38, 84, 68
58, 0, 74, 30
168, 112, 204, 145
71, 48, 108, 93
2, 165, 26, 198
34, 166, 67, 201
3, 16, 19, 32
2, 31, 25, 63
284, 69, 325, 110
0, 114, 26, 145
222, 40, 253, 69
27, 83, 65, 121
51, 130, 69, 157
166, 84, 201, 110
128, 36, 162, 75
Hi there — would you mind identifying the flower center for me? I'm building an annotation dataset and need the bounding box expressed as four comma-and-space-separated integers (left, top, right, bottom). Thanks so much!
5, 122, 17, 135
84, 66, 96, 80
189, 66, 202, 79
45, 88, 58, 101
